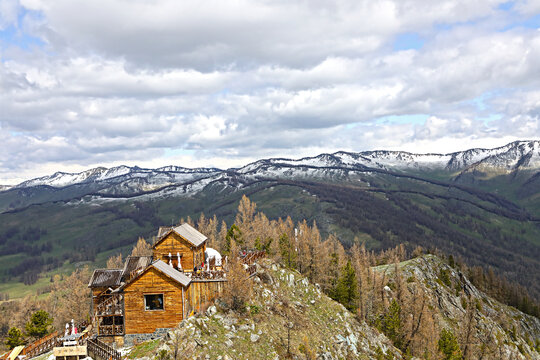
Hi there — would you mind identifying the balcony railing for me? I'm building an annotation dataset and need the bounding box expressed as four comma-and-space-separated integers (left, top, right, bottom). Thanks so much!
97, 324, 124, 336
96, 293, 124, 316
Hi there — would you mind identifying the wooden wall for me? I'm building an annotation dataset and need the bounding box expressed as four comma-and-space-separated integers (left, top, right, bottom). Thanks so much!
153, 232, 206, 272
185, 280, 226, 316
123, 268, 185, 334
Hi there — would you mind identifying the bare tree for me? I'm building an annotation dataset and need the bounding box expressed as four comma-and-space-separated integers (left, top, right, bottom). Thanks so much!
131, 237, 152, 256
106, 254, 123, 269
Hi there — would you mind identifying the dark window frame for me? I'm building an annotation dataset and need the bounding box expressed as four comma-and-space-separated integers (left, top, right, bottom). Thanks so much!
144, 293, 164, 311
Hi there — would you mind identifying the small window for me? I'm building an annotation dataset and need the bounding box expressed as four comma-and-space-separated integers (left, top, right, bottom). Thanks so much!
144, 294, 164, 311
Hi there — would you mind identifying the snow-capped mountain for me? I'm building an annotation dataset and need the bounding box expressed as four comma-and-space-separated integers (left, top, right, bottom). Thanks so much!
13, 165, 221, 191
2, 140, 539, 205
236, 140, 540, 175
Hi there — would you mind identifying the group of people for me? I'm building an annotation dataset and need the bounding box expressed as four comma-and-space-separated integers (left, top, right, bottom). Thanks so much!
63, 319, 78, 337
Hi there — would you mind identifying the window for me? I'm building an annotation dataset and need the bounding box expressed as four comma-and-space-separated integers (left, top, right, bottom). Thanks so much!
144, 294, 164, 311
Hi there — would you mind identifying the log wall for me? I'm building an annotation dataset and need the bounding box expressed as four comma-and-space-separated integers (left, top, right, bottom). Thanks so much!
185, 280, 226, 316
123, 267, 184, 334
153, 232, 206, 272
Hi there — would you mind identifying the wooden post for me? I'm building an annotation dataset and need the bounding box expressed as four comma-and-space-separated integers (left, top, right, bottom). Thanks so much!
122, 294, 126, 335
182, 287, 185, 320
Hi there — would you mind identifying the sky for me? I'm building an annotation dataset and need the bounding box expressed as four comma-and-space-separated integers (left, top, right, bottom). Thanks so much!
1, 0, 540, 184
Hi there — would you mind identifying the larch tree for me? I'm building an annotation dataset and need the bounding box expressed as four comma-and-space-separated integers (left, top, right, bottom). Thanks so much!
221, 241, 252, 312
197, 214, 219, 249
319, 234, 345, 296
106, 253, 123, 269
47, 267, 91, 331
217, 220, 228, 254
235, 195, 257, 248
131, 237, 152, 256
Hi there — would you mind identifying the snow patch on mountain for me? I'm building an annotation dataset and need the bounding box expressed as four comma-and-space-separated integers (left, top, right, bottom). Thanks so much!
11, 140, 540, 199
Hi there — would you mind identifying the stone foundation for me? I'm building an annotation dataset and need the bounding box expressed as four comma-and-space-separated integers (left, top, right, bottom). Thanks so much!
123, 328, 171, 347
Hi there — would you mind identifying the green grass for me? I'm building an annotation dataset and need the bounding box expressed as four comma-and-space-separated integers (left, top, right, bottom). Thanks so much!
127, 339, 160, 359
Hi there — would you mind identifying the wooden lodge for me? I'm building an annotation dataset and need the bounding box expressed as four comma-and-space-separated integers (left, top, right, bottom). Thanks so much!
88, 223, 227, 346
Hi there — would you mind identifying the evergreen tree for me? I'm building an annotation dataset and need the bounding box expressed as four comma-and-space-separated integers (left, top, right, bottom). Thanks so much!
379, 299, 403, 349
224, 224, 242, 255
5, 327, 25, 349
25, 310, 53, 339
279, 233, 297, 269
438, 328, 463, 360
333, 260, 358, 312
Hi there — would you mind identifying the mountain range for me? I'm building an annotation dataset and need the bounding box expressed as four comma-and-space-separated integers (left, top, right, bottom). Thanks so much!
1, 140, 539, 208
0, 140, 539, 302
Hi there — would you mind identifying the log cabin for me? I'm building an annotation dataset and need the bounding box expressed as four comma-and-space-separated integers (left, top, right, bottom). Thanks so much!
153, 223, 207, 272
88, 224, 227, 347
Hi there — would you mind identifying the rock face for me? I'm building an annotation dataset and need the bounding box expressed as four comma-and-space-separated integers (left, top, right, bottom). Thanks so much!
128, 259, 402, 359
374, 255, 540, 359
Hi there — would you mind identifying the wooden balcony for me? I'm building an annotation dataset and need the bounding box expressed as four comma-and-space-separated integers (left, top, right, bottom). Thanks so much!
96, 293, 124, 316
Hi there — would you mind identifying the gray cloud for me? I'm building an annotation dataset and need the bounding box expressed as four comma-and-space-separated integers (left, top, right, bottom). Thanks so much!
0, 0, 539, 183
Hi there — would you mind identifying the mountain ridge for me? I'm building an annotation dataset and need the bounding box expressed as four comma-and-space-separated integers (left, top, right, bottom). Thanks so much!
4, 140, 539, 193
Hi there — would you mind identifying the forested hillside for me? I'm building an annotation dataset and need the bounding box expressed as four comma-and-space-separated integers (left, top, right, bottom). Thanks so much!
1, 197, 539, 359
0, 141, 539, 306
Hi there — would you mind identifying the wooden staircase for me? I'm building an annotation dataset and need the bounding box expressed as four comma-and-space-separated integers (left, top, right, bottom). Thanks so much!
22, 331, 59, 359
87, 337, 122, 360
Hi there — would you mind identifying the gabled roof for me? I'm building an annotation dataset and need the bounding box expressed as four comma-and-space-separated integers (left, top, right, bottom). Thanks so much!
157, 226, 173, 238
88, 269, 123, 288
153, 223, 207, 248
152, 260, 192, 287
122, 255, 153, 280
122, 260, 191, 290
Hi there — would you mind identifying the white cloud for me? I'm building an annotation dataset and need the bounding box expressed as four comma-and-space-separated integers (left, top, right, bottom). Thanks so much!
0, 0, 540, 184
0, 0, 19, 30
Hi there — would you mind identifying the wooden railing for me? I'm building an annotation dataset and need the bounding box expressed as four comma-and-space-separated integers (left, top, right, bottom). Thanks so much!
87, 338, 122, 360
97, 324, 124, 336
78, 324, 93, 344
241, 250, 266, 265
96, 293, 124, 316
22, 331, 59, 358
190, 269, 226, 280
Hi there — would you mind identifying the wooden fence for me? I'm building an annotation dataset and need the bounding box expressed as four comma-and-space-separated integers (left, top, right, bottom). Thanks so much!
87, 337, 122, 360
241, 250, 266, 265
22, 331, 59, 359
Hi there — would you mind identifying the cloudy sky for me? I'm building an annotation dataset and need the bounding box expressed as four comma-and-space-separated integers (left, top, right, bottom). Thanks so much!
1, 0, 540, 184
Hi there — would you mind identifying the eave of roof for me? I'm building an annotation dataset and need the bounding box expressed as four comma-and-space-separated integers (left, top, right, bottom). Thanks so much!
88, 269, 123, 288
152, 223, 207, 249
120, 260, 191, 291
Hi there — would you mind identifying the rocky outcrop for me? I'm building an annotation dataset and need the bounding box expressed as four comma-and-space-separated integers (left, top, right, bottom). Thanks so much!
126, 259, 401, 359
375, 255, 540, 359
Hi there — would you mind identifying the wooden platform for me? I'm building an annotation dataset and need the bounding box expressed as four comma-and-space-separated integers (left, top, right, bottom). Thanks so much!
53, 345, 87, 360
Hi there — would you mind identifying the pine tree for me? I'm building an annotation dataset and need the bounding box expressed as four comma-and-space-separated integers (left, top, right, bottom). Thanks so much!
5, 327, 25, 349
380, 299, 403, 349
333, 260, 358, 312
279, 233, 297, 269
223, 224, 242, 255
438, 328, 463, 360
25, 310, 53, 339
